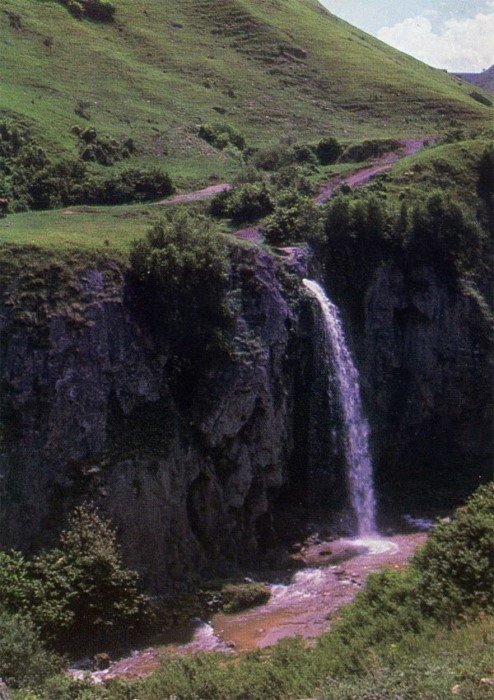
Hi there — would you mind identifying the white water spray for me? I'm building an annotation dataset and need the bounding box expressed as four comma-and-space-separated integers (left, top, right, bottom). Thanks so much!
303, 279, 377, 535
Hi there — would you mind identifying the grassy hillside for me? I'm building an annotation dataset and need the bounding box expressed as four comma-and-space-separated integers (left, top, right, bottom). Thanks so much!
1, 0, 491, 189
1, 136, 491, 254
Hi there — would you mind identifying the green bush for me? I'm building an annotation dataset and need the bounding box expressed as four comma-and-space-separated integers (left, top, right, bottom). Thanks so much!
413, 482, 494, 622
0, 119, 172, 210
84, 167, 173, 205
210, 182, 274, 222
0, 508, 146, 651
339, 138, 401, 163
316, 136, 342, 165
40, 506, 146, 647
61, 0, 116, 22
477, 143, 494, 202
470, 90, 493, 107
324, 194, 390, 309
0, 550, 72, 636
130, 212, 231, 363
73, 127, 135, 166
0, 610, 63, 689
270, 165, 315, 196
264, 190, 323, 246
221, 583, 271, 613
251, 142, 316, 172
198, 123, 245, 151
292, 144, 318, 165
406, 190, 484, 271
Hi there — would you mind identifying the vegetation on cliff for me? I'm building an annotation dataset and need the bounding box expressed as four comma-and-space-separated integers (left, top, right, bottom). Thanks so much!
0, 507, 146, 659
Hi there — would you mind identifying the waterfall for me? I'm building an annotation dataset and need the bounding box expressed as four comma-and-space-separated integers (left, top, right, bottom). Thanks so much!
303, 279, 377, 535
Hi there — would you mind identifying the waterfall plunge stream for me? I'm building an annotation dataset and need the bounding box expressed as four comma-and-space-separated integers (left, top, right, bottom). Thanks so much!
303, 279, 377, 535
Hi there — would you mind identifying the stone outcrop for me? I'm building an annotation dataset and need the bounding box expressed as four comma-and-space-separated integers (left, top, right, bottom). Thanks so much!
362, 264, 492, 508
0, 246, 317, 591
0, 244, 491, 590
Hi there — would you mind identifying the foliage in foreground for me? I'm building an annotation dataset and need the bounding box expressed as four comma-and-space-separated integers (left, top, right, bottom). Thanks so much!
6, 484, 493, 699
0, 611, 63, 690
0, 507, 145, 653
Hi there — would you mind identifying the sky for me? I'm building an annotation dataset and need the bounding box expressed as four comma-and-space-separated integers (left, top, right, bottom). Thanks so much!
319, 1, 494, 72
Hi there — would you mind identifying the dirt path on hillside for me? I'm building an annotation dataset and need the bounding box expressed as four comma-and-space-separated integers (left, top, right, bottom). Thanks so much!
69, 531, 426, 684
157, 138, 430, 216
157, 182, 232, 205
315, 138, 429, 204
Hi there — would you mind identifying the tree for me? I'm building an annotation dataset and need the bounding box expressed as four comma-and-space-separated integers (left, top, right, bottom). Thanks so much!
0, 508, 146, 649
130, 211, 231, 361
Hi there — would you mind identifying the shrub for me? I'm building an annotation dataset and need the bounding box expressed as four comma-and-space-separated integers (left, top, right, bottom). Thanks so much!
270, 166, 315, 196
251, 142, 316, 172
39, 506, 146, 648
0, 550, 71, 636
130, 212, 231, 363
210, 182, 274, 222
61, 0, 116, 22
470, 90, 493, 107
0, 508, 146, 651
413, 482, 494, 623
198, 123, 245, 151
340, 138, 401, 163
74, 127, 135, 166
477, 143, 494, 202
406, 190, 484, 271
251, 144, 296, 172
293, 144, 318, 165
221, 583, 271, 613
0, 610, 63, 689
0, 118, 172, 210
316, 136, 342, 165
324, 194, 390, 309
264, 190, 323, 246
84, 167, 173, 204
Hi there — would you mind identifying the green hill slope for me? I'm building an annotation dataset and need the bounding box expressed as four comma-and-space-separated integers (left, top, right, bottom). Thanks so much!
1, 0, 491, 186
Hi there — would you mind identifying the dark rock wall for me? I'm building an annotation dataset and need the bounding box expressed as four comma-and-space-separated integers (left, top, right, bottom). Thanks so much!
362, 264, 493, 511
0, 247, 326, 591
0, 245, 491, 590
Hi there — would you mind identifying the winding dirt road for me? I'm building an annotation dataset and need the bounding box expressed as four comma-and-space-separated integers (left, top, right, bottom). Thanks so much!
157, 183, 231, 206
158, 138, 430, 218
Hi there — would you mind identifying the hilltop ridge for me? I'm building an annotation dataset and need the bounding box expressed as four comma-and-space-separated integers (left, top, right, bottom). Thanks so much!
454, 66, 494, 94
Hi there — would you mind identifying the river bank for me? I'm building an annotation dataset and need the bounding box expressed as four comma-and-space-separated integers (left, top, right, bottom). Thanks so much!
71, 530, 427, 684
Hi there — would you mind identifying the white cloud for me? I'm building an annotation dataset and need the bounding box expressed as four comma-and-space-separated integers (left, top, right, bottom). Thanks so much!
377, 11, 494, 72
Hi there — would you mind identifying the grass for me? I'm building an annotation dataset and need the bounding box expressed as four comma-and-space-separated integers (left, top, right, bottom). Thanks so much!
3, 135, 490, 254
1, 0, 492, 191
377, 137, 494, 206
0, 203, 163, 252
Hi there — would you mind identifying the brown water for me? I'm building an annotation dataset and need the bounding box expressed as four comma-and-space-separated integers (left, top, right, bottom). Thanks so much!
72, 531, 426, 683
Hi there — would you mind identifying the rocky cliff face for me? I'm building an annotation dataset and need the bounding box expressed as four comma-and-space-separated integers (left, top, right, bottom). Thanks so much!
0, 246, 319, 592
362, 264, 493, 512
0, 244, 491, 590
